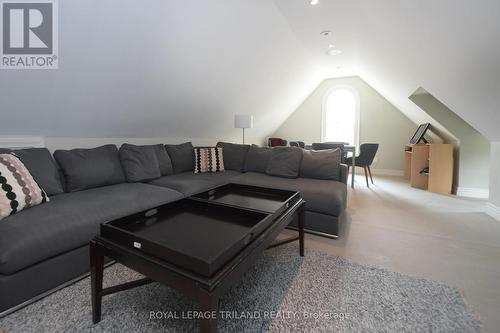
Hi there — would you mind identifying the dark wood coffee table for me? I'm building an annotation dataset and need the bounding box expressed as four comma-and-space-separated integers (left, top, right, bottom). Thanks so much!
90, 184, 305, 333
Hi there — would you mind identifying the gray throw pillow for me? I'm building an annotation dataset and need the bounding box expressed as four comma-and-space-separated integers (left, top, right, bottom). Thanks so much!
244, 146, 272, 173
266, 147, 303, 178
53, 144, 126, 192
0, 147, 64, 196
165, 142, 194, 173
300, 148, 341, 180
216, 142, 250, 172
152, 144, 173, 176
119, 144, 161, 182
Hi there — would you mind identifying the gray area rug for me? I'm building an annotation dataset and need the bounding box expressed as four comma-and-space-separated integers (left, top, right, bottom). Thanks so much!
0, 244, 481, 332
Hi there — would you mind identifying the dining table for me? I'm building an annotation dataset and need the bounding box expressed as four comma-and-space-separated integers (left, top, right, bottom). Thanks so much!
343, 145, 356, 188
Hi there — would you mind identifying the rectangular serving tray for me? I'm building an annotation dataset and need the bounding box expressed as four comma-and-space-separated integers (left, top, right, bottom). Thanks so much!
191, 183, 301, 220
100, 198, 273, 277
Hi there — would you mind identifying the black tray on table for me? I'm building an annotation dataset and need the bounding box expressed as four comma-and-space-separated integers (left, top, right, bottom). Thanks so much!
100, 198, 273, 277
191, 183, 301, 220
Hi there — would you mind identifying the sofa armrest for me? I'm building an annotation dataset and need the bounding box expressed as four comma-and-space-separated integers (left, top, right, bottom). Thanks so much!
339, 163, 348, 185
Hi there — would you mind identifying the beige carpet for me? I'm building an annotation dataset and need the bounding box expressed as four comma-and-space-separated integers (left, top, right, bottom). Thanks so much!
287, 175, 500, 332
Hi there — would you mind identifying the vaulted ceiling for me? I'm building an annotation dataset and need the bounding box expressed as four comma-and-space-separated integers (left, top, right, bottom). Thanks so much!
274, 0, 500, 141
1, 0, 499, 142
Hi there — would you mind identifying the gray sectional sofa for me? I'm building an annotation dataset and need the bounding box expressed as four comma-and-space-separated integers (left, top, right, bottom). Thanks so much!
0, 142, 346, 314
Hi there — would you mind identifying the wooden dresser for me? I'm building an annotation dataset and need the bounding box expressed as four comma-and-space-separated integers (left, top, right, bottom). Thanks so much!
403, 144, 454, 194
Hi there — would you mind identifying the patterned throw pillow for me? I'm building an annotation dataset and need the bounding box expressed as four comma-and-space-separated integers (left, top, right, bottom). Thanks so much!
194, 147, 225, 173
0, 154, 49, 221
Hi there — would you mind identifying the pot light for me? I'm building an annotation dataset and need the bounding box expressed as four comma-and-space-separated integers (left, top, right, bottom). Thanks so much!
309, 0, 319, 5
320, 30, 332, 36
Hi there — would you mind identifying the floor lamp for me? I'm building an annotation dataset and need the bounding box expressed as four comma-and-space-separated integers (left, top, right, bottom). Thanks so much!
234, 115, 253, 144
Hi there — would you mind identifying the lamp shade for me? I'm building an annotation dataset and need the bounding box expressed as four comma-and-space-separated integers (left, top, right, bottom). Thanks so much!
234, 115, 253, 129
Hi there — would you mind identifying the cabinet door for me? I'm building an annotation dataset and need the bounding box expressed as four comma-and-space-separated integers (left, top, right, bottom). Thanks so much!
428, 144, 453, 194
410, 144, 429, 190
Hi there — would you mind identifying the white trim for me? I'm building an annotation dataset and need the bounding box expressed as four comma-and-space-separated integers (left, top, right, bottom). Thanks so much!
486, 202, 500, 221
0, 136, 45, 149
456, 187, 489, 199
353, 168, 404, 177
321, 85, 360, 147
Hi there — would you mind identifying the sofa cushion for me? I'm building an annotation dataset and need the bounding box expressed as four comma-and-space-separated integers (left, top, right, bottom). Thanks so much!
0, 183, 183, 275
153, 144, 174, 176
216, 142, 250, 172
149, 170, 241, 196
0, 154, 49, 220
231, 172, 346, 217
266, 147, 303, 178
165, 142, 194, 174
244, 146, 272, 173
54, 145, 125, 192
0, 148, 63, 196
119, 144, 161, 182
300, 148, 341, 181
194, 147, 224, 173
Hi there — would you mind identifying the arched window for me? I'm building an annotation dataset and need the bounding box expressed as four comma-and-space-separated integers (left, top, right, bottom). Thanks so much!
322, 87, 360, 146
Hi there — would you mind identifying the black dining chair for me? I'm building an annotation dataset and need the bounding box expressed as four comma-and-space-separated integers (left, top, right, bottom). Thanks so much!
290, 141, 305, 148
311, 142, 347, 163
345, 143, 379, 187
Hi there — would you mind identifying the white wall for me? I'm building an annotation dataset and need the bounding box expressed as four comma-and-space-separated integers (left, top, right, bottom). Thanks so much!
42, 136, 265, 152
409, 91, 490, 195
273, 76, 416, 171
0, 0, 321, 143
490, 142, 500, 207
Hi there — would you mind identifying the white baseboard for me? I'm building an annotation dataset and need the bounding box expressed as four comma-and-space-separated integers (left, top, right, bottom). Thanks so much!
486, 202, 500, 221
456, 187, 489, 199
354, 168, 404, 177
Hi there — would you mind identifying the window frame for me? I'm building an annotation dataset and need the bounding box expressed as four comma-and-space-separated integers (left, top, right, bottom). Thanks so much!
321, 85, 361, 148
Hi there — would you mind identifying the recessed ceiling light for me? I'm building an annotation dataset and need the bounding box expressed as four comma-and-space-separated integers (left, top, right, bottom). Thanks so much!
328, 44, 335, 48
309, 0, 319, 5
326, 49, 342, 56
320, 30, 332, 36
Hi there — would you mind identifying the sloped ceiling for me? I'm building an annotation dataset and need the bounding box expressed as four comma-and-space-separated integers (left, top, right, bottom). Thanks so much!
274, 0, 500, 141
1, 0, 499, 142
0, 0, 321, 141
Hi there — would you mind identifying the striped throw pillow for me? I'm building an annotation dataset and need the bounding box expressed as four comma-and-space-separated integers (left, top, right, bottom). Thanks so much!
0, 153, 49, 221
194, 147, 224, 173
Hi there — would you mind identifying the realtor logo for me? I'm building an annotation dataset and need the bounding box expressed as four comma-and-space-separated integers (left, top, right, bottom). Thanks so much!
1, 0, 58, 69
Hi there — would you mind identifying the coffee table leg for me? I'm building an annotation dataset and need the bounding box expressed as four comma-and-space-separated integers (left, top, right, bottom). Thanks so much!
199, 290, 219, 333
90, 241, 104, 324
299, 206, 305, 257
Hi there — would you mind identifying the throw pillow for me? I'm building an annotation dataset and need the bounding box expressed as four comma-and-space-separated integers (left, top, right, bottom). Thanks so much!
244, 146, 272, 173
266, 146, 303, 178
152, 144, 174, 176
216, 142, 250, 172
0, 148, 64, 196
119, 144, 161, 182
300, 148, 341, 180
165, 142, 195, 174
53, 144, 126, 192
0, 154, 49, 221
194, 147, 225, 173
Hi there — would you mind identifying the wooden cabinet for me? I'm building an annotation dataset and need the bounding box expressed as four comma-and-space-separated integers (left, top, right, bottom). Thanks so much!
403, 144, 453, 194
